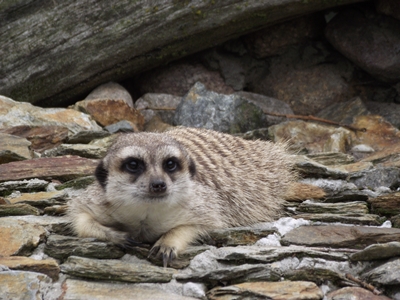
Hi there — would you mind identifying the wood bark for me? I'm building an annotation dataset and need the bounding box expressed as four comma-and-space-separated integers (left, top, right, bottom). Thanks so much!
0, 0, 366, 106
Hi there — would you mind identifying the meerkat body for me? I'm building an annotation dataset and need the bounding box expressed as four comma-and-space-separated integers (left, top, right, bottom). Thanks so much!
68, 127, 324, 266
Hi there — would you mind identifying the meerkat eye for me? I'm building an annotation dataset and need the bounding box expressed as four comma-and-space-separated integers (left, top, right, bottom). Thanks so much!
122, 158, 144, 174
164, 158, 179, 172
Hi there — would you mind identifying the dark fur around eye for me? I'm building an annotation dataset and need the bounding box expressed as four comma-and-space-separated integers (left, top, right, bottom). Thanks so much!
163, 157, 181, 173
121, 158, 145, 175
95, 161, 108, 189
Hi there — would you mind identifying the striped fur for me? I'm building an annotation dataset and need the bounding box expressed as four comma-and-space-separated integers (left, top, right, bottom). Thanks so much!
68, 127, 323, 265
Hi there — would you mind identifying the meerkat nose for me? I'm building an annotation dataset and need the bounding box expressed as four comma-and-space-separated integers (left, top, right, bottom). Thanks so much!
150, 180, 167, 194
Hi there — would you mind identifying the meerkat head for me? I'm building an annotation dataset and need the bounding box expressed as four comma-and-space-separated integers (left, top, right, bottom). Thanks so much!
94, 132, 196, 205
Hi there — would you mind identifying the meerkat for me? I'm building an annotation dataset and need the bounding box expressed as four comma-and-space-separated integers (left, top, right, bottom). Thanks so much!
68, 127, 324, 267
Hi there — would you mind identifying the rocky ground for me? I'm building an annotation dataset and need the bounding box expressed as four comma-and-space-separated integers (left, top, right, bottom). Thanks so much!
1, 1, 400, 299
1, 81, 400, 299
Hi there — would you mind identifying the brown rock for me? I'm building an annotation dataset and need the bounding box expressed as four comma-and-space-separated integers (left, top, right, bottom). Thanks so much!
137, 62, 234, 97
74, 99, 144, 130
0, 156, 98, 182
269, 120, 351, 153
325, 9, 400, 83
6, 190, 67, 207
0, 96, 102, 135
0, 125, 69, 152
0, 256, 60, 281
244, 14, 325, 58
281, 225, 400, 249
0, 133, 33, 164
0, 218, 46, 256
327, 287, 391, 300
208, 281, 323, 300
368, 192, 400, 216
351, 115, 400, 152
85, 81, 134, 107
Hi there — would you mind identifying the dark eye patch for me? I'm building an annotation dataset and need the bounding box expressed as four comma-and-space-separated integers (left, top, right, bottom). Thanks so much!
163, 157, 181, 173
121, 157, 145, 175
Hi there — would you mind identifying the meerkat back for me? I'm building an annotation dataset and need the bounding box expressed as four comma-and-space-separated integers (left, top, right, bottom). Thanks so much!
166, 127, 296, 226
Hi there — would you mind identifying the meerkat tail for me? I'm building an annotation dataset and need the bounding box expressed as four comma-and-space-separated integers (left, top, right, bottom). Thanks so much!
284, 182, 326, 201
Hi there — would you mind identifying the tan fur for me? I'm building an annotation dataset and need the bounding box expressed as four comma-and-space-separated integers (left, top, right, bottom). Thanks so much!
67, 127, 324, 266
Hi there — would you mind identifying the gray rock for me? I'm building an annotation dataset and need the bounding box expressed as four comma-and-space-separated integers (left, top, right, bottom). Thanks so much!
349, 167, 400, 190
351, 242, 400, 261
85, 82, 134, 107
325, 8, 400, 83
174, 82, 265, 134
63, 279, 197, 300
235, 91, 293, 126
296, 201, 368, 215
365, 101, 400, 129
45, 235, 124, 260
0, 179, 49, 196
67, 130, 110, 144
306, 152, 355, 166
364, 258, 400, 285
61, 256, 175, 283
104, 120, 136, 133
293, 213, 382, 226
0, 203, 40, 217
43, 144, 107, 159
294, 156, 348, 179
208, 227, 276, 247
282, 225, 400, 249
214, 245, 348, 264
135, 93, 182, 124
316, 97, 370, 125
177, 263, 280, 283
208, 280, 323, 300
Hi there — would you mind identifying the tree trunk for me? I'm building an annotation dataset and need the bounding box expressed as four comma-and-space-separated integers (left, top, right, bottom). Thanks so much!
0, 0, 366, 106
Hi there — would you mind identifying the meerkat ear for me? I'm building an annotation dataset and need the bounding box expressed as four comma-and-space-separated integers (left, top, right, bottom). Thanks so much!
95, 161, 108, 189
189, 157, 196, 177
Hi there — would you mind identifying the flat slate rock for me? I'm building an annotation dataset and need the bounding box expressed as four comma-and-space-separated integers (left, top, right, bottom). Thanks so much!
281, 225, 400, 249
351, 241, 400, 261
208, 281, 323, 300
364, 258, 400, 285
63, 279, 197, 300
0, 156, 98, 182
44, 235, 125, 260
60, 256, 176, 283
0, 256, 60, 281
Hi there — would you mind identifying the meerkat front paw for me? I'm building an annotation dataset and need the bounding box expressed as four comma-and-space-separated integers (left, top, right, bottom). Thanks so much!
148, 225, 203, 267
72, 212, 128, 245
149, 240, 177, 268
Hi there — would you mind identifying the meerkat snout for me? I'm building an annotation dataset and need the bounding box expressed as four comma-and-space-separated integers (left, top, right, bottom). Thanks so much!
149, 179, 167, 194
